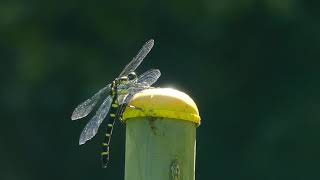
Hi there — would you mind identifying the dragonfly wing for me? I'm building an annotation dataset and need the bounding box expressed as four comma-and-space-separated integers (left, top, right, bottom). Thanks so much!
79, 95, 113, 145
116, 69, 160, 105
137, 69, 161, 87
119, 85, 151, 105
118, 39, 154, 77
71, 84, 110, 120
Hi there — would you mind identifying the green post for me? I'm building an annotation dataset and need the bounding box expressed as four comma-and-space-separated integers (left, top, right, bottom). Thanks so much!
123, 88, 201, 180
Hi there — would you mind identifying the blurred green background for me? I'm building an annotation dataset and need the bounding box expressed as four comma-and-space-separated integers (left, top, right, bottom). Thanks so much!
1, 0, 320, 179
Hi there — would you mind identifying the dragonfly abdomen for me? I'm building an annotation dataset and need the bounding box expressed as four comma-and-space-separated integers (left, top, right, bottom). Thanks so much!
101, 94, 119, 168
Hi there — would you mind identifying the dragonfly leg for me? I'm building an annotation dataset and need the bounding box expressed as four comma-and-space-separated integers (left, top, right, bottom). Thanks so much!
117, 103, 127, 123
128, 104, 144, 112
117, 103, 144, 123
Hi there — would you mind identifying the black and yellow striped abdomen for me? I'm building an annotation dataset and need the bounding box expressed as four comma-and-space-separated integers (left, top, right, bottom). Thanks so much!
101, 81, 120, 168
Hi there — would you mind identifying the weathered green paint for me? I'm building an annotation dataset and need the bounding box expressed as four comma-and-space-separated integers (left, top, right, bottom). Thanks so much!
125, 117, 197, 180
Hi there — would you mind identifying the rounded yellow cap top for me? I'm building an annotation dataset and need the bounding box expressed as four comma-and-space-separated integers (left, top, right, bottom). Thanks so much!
122, 88, 201, 125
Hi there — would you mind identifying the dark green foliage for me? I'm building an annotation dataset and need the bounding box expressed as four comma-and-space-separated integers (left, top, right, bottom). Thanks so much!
0, 0, 319, 180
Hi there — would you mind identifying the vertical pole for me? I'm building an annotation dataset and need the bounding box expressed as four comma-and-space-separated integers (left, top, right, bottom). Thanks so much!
123, 88, 200, 180
125, 118, 196, 180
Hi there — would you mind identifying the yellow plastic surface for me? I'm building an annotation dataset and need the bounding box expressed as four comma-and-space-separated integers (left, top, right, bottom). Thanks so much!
123, 88, 201, 125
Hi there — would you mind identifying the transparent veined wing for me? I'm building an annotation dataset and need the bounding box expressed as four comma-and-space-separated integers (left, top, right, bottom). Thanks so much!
71, 85, 111, 120
117, 69, 160, 105
79, 95, 113, 145
118, 39, 154, 77
137, 69, 161, 86
118, 84, 152, 105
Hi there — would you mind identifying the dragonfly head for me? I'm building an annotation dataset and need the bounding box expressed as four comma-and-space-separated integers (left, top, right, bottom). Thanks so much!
117, 72, 137, 85
127, 72, 137, 81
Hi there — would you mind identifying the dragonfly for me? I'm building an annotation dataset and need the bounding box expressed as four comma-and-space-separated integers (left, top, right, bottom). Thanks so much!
71, 39, 161, 168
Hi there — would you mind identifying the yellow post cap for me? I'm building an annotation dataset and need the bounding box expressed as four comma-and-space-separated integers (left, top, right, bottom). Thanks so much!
123, 88, 201, 125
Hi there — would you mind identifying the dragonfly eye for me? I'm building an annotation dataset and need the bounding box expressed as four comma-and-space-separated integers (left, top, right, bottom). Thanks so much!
127, 72, 137, 81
